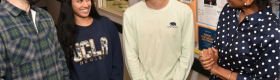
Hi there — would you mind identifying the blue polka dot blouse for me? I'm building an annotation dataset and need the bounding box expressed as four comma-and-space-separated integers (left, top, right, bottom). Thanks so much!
210, 4, 280, 80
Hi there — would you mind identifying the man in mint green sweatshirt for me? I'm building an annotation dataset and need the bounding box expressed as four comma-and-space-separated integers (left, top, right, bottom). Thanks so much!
123, 0, 195, 79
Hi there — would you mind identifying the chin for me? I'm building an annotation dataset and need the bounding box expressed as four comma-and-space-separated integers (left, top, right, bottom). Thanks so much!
77, 13, 89, 17
80, 15, 90, 18
228, 3, 234, 7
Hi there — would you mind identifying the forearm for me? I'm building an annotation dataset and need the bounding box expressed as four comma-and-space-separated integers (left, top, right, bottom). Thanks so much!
54, 31, 70, 79
111, 32, 124, 80
210, 66, 237, 80
173, 55, 194, 80
174, 8, 195, 79
57, 45, 70, 79
0, 37, 6, 79
0, 60, 6, 80
123, 30, 146, 79
57, 43, 70, 79
125, 54, 146, 79
61, 56, 70, 79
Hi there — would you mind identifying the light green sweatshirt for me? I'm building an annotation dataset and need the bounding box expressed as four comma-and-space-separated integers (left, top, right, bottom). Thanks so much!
123, 0, 194, 80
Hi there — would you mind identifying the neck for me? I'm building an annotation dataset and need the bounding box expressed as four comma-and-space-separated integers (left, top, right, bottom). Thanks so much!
241, 4, 263, 16
74, 16, 93, 27
145, 0, 169, 10
7, 0, 30, 14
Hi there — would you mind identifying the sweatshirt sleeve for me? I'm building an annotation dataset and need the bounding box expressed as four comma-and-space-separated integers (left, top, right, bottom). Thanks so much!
173, 7, 194, 80
106, 18, 124, 80
123, 9, 147, 80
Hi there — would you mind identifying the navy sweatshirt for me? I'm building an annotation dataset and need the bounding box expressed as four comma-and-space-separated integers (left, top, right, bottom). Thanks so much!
72, 17, 123, 80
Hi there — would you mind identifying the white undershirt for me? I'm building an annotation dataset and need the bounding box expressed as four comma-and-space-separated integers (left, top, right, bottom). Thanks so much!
30, 9, 38, 33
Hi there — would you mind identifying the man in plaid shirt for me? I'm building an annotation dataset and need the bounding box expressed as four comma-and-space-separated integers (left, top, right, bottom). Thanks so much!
0, 0, 69, 79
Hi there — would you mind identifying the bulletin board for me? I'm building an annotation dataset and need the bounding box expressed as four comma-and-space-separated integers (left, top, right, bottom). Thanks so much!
181, 0, 228, 53
196, 0, 228, 51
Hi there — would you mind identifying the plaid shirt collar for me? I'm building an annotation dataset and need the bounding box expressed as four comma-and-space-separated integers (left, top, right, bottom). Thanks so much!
0, 0, 42, 16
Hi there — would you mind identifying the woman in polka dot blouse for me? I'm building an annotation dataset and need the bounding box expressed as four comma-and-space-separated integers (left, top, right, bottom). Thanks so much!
199, 0, 279, 80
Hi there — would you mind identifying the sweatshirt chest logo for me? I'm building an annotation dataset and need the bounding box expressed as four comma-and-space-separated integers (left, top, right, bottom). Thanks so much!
73, 37, 108, 65
167, 22, 178, 28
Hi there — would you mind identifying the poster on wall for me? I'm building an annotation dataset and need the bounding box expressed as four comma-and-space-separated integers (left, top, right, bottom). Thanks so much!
198, 26, 216, 50
196, 0, 227, 29
196, 0, 227, 51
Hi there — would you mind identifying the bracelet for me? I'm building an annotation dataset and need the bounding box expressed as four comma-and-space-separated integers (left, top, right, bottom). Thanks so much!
228, 71, 233, 80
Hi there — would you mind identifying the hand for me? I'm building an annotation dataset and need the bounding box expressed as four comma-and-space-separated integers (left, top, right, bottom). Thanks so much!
199, 48, 214, 70
209, 47, 220, 72
208, 47, 219, 63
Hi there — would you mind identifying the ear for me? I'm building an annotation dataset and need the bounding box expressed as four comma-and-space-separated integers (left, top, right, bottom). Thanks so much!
244, 0, 254, 6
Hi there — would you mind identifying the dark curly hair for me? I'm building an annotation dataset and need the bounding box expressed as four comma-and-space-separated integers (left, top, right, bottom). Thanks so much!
254, 0, 271, 8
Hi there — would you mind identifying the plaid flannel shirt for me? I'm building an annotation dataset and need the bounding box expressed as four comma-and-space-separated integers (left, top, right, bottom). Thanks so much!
0, 0, 69, 79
